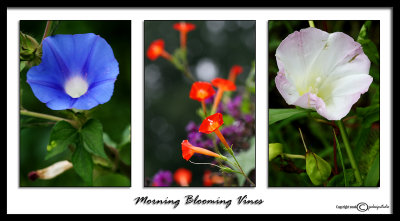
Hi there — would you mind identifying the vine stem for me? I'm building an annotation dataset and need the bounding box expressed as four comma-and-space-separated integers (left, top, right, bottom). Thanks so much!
230, 151, 255, 187
282, 153, 305, 160
40, 20, 52, 46
20, 109, 78, 128
336, 119, 362, 184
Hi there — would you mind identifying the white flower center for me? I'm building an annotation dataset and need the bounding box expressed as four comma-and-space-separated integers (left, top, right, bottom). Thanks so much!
64, 76, 88, 98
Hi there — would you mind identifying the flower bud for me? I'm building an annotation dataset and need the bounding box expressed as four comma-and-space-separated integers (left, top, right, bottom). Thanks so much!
305, 151, 332, 185
269, 143, 283, 161
20, 32, 42, 67
28, 160, 73, 181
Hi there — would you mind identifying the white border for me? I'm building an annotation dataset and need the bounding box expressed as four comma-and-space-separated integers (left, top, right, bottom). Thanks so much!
7, 8, 392, 214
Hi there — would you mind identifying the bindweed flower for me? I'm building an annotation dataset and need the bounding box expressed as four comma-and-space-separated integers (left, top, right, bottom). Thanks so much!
173, 22, 196, 50
27, 33, 119, 110
147, 39, 172, 61
211, 78, 236, 114
275, 27, 372, 120
152, 170, 173, 187
28, 160, 73, 181
189, 81, 216, 115
199, 113, 231, 150
173, 168, 192, 186
181, 140, 227, 161
227, 65, 243, 83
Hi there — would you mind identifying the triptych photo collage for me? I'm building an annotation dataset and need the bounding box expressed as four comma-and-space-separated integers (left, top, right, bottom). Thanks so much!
9, 9, 391, 214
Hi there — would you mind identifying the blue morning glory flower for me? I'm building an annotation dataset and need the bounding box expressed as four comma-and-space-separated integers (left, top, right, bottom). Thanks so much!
27, 33, 119, 110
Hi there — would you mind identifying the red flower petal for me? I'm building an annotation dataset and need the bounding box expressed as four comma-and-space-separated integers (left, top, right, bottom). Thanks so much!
147, 39, 165, 60
173, 22, 196, 32
189, 81, 216, 102
181, 140, 195, 161
230, 65, 243, 76
211, 78, 236, 91
173, 168, 192, 186
199, 113, 224, 134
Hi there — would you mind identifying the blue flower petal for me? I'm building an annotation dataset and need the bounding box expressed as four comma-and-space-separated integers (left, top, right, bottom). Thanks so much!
26, 33, 119, 110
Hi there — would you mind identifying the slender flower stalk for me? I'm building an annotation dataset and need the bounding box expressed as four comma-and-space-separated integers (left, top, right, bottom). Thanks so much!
20, 109, 78, 128
211, 78, 236, 114
336, 120, 362, 184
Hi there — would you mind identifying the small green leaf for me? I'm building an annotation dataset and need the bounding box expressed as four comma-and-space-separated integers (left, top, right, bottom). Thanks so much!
357, 21, 372, 42
80, 119, 107, 159
305, 151, 332, 186
223, 115, 235, 126
269, 108, 312, 125
45, 121, 78, 160
356, 104, 379, 128
72, 136, 93, 186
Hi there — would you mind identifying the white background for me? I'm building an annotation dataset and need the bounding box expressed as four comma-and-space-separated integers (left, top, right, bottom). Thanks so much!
7, 8, 393, 214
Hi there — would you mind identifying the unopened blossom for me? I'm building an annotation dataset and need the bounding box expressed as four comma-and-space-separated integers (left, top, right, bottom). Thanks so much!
27, 33, 119, 110
275, 27, 372, 120
28, 160, 73, 181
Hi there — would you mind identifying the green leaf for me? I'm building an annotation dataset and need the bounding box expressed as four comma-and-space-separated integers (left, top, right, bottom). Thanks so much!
223, 115, 235, 126
364, 152, 380, 187
226, 137, 255, 186
72, 136, 93, 186
305, 151, 332, 186
80, 119, 107, 159
118, 125, 131, 148
94, 173, 130, 187
45, 121, 78, 160
357, 21, 372, 42
327, 169, 358, 187
119, 142, 131, 165
269, 108, 312, 125
358, 39, 380, 65
356, 104, 380, 128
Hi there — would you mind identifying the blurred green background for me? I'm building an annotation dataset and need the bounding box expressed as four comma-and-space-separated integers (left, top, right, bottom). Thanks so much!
144, 20, 256, 186
19, 20, 131, 186
268, 21, 380, 187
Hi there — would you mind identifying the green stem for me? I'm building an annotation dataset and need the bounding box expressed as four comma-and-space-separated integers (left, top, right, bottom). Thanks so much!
336, 120, 362, 184
20, 109, 77, 128
333, 129, 348, 187
308, 20, 315, 28
282, 153, 305, 160
40, 21, 53, 46
229, 151, 255, 187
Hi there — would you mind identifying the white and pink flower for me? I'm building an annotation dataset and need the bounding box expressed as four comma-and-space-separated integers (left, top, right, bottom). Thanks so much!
275, 27, 373, 120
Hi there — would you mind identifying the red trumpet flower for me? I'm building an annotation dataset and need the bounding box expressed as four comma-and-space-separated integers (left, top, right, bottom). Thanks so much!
173, 22, 196, 50
147, 39, 172, 61
181, 140, 227, 161
189, 81, 216, 116
199, 113, 230, 149
210, 78, 236, 114
203, 170, 225, 186
228, 65, 243, 83
173, 168, 192, 187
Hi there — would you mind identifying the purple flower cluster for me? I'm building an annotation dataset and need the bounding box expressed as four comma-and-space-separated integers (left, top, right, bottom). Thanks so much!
151, 170, 173, 187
